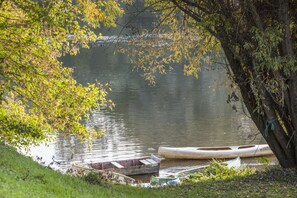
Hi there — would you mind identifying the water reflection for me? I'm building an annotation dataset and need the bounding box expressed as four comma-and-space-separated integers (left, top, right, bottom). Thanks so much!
26, 43, 263, 173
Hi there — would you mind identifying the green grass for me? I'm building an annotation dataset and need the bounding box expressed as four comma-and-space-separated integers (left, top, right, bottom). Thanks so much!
1, 143, 297, 197
0, 143, 167, 198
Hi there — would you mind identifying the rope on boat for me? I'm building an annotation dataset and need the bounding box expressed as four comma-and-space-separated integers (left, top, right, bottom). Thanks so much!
264, 118, 277, 137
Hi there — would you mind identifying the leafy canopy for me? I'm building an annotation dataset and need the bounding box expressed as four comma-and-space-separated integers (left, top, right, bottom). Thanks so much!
0, 0, 123, 147
123, 0, 221, 85
126, 1, 297, 168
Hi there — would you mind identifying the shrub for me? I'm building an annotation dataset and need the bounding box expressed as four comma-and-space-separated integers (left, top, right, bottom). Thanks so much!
183, 160, 256, 183
83, 172, 102, 185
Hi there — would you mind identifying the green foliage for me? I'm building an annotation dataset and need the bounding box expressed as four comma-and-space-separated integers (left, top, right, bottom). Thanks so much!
247, 26, 297, 74
0, 0, 121, 147
83, 172, 102, 185
257, 157, 271, 168
183, 160, 256, 183
122, 0, 221, 85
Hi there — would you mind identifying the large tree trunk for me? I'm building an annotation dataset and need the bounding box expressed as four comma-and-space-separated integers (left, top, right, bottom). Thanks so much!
220, 43, 297, 168
166, 0, 297, 168
278, 0, 297, 163
216, 0, 297, 168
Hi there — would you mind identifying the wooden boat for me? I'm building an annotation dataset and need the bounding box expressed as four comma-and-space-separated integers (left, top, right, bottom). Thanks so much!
68, 164, 136, 185
72, 155, 160, 176
158, 144, 273, 159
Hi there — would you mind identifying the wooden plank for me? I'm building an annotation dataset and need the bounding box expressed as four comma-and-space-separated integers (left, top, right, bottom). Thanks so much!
151, 154, 161, 163
146, 159, 158, 164
139, 159, 151, 165
111, 161, 124, 169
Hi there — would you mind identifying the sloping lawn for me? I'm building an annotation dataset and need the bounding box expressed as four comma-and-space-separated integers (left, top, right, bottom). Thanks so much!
0, 143, 166, 198
1, 143, 297, 197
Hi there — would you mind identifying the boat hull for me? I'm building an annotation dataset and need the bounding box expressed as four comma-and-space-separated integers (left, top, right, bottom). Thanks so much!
74, 155, 160, 176
110, 164, 159, 176
158, 144, 273, 159
68, 164, 136, 185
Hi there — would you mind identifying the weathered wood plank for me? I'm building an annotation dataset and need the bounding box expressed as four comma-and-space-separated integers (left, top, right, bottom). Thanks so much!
111, 161, 124, 168
146, 159, 158, 164
151, 154, 161, 163
139, 159, 150, 165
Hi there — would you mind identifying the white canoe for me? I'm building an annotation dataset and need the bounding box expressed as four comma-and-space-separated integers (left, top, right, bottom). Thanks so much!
158, 144, 273, 159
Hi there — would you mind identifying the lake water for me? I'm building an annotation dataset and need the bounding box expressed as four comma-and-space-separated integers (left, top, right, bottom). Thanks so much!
26, 6, 265, 174
27, 42, 264, 172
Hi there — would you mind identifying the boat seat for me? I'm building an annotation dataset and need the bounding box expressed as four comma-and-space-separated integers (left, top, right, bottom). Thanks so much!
139, 159, 151, 165
146, 159, 158, 164
111, 161, 124, 169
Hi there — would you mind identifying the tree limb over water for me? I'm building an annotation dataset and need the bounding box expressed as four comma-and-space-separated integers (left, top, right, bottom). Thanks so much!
127, 0, 297, 168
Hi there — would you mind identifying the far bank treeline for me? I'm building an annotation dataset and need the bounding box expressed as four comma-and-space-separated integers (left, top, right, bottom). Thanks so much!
1, 0, 297, 169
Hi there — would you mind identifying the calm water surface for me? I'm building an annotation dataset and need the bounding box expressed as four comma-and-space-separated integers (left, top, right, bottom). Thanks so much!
27, 43, 264, 173
27, 5, 264, 173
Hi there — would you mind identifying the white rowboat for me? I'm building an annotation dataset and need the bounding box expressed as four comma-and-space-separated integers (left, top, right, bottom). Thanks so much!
158, 144, 273, 159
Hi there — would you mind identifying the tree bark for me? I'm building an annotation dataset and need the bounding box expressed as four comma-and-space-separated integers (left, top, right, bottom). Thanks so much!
167, 0, 297, 168
220, 42, 297, 168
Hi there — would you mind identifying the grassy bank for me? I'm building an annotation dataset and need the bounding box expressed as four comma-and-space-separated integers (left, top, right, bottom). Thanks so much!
1, 143, 297, 198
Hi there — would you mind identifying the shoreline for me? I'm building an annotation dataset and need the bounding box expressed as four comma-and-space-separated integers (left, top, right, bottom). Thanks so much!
1, 143, 296, 197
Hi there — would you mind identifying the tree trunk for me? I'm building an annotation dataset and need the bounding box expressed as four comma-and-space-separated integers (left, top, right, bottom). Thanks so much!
167, 0, 297, 168
220, 42, 297, 168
